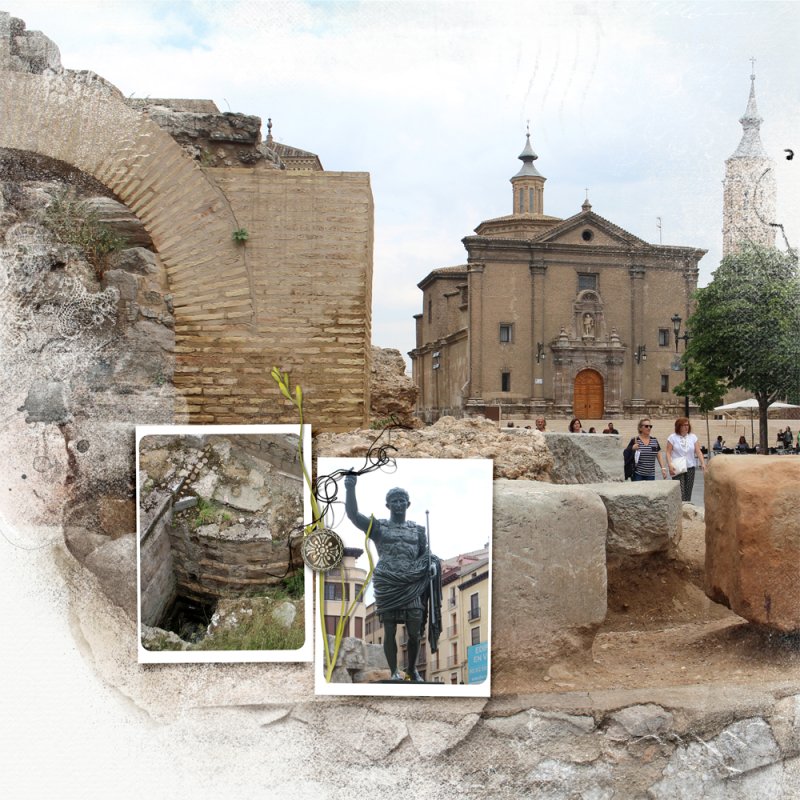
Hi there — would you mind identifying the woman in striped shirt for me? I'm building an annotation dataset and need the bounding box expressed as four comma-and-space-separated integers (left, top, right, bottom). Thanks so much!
631, 417, 667, 481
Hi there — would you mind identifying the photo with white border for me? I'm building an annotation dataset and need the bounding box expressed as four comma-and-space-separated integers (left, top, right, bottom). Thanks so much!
314, 457, 492, 697
136, 424, 313, 663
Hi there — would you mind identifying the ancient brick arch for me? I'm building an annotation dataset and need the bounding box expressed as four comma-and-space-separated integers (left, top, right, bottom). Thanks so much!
0, 70, 254, 328
1, 66, 373, 431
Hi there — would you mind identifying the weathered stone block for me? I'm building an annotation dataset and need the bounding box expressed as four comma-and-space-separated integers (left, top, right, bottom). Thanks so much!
544, 432, 624, 484
84, 533, 137, 618
492, 480, 607, 691
705, 456, 800, 631
582, 480, 682, 556
173, 496, 197, 512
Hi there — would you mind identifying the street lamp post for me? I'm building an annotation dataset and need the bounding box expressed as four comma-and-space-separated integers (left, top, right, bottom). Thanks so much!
671, 313, 690, 418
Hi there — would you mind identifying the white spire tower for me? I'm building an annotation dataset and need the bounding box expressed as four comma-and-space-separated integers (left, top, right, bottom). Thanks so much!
722, 61, 777, 257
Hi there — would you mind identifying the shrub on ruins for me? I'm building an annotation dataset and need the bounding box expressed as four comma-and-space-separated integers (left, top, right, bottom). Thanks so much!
41, 190, 126, 279
682, 243, 800, 453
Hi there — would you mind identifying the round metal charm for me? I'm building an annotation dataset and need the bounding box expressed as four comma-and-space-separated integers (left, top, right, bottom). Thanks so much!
301, 528, 345, 572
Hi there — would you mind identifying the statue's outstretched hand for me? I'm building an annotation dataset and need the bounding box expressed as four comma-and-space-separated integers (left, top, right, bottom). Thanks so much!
344, 472, 357, 489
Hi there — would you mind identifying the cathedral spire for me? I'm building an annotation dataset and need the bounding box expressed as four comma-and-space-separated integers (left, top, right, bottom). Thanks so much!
510, 126, 546, 215
722, 64, 776, 257
730, 67, 766, 158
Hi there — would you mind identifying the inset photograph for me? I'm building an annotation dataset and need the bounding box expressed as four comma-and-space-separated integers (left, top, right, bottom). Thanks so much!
314, 457, 492, 696
136, 424, 312, 662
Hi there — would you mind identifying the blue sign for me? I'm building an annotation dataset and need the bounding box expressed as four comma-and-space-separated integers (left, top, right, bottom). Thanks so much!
467, 641, 488, 684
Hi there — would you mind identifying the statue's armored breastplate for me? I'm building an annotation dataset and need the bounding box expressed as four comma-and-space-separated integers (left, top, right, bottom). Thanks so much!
376, 520, 422, 568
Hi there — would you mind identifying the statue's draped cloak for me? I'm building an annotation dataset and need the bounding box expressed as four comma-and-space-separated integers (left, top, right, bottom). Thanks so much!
372, 518, 442, 654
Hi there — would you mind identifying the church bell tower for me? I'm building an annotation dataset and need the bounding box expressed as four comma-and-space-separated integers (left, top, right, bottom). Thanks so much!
722, 63, 776, 257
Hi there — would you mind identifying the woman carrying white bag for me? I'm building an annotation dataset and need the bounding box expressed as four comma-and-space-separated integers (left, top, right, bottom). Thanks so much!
666, 417, 706, 502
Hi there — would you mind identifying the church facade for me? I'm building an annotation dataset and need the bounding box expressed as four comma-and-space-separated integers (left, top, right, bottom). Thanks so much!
409, 134, 706, 422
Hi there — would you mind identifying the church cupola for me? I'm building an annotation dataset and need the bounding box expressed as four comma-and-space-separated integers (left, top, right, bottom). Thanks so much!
511, 125, 546, 216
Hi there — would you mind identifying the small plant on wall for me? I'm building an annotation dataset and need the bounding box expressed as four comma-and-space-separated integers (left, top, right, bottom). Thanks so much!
42, 190, 127, 280
232, 227, 249, 244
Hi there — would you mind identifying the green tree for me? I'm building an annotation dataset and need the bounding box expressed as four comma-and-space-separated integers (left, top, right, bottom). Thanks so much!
673, 360, 728, 452
683, 244, 800, 454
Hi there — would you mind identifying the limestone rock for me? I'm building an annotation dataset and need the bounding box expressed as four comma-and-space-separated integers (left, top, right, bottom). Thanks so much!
317, 416, 552, 481
544, 432, 625, 483
81, 196, 153, 248
83, 533, 137, 618
583, 481, 682, 556
484, 709, 596, 742
525, 757, 614, 799
63, 525, 109, 561
406, 714, 482, 758
370, 346, 419, 428
770, 695, 800, 758
325, 637, 390, 682
271, 601, 296, 629
0, 14, 62, 73
649, 718, 781, 799
608, 704, 674, 739
140, 624, 190, 651
127, 100, 265, 166
705, 456, 800, 631
108, 246, 158, 275
492, 480, 607, 691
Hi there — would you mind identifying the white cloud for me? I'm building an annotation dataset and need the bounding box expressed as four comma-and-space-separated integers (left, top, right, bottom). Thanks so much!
7, 0, 799, 360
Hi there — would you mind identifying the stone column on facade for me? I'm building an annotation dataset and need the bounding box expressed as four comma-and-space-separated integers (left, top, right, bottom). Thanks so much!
604, 328, 624, 413
529, 259, 547, 408
466, 262, 485, 404
628, 265, 646, 409
551, 327, 571, 414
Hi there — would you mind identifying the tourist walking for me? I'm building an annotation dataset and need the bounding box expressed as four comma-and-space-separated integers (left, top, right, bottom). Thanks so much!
666, 417, 706, 501
625, 418, 667, 481
568, 419, 585, 433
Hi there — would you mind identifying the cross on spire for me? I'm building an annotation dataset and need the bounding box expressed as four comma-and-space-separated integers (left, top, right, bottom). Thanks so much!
750, 56, 756, 78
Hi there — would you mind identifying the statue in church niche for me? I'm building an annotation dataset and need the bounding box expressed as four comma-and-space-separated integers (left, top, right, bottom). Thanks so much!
344, 474, 442, 682
582, 313, 595, 337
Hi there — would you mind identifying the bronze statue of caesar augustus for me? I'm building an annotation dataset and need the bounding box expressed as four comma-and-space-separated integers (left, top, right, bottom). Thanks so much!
344, 473, 441, 682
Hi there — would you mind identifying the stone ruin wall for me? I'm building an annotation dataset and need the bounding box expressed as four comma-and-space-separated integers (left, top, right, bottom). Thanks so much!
0, 11, 374, 435
139, 493, 176, 627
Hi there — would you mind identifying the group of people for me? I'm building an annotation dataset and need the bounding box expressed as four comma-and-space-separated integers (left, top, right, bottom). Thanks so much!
536, 415, 705, 501
777, 427, 795, 451
622, 417, 706, 501
566, 419, 618, 434
713, 435, 751, 454
712, 426, 799, 455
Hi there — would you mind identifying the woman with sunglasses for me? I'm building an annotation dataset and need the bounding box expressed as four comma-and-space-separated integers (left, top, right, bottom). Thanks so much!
629, 418, 667, 481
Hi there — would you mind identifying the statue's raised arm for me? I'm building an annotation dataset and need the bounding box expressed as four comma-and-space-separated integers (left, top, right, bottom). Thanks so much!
344, 473, 373, 533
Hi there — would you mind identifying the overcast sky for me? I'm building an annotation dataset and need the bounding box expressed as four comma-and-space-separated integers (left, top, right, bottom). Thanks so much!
316, 457, 493, 565
6, 1, 799, 362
